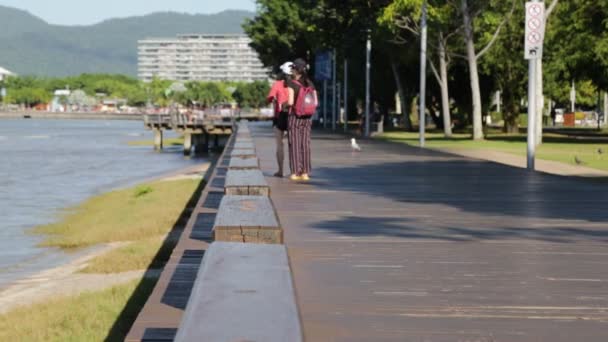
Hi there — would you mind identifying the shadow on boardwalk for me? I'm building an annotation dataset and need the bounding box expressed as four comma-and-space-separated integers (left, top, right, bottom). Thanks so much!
305, 152, 608, 243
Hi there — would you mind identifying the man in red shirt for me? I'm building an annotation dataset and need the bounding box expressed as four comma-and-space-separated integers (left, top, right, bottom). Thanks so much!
267, 61, 292, 177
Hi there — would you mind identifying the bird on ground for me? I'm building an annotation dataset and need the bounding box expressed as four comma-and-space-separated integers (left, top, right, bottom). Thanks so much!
351, 138, 361, 152
598, 148, 604, 155
574, 156, 585, 165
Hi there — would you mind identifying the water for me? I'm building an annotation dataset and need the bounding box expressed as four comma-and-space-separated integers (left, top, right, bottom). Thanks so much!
0, 119, 202, 289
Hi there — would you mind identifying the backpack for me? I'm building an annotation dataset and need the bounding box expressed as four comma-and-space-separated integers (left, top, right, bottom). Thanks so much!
293, 80, 317, 117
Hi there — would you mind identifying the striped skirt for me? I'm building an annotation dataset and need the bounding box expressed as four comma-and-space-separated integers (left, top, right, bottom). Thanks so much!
287, 115, 312, 175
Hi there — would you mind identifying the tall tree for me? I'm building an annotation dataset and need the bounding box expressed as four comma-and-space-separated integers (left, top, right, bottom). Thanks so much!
243, 0, 311, 69
459, 0, 515, 140
382, 0, 461, 137
481, 0, 526, 133
545, 0, 608, 101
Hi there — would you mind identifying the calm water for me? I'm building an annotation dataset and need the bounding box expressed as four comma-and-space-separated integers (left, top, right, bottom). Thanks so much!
0, 119, 202, 289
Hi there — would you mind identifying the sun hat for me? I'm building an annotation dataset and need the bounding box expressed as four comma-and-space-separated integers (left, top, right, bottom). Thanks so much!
280, 62, 294, 75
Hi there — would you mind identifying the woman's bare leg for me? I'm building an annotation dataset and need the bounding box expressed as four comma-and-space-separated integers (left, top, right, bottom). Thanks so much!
274, 127, 285, 176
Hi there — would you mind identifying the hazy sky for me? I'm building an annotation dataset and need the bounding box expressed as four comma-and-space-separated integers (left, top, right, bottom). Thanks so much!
0, 0, 256, 26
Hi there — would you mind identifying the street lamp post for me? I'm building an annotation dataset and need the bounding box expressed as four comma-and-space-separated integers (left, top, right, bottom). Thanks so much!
419, 0, 428, 147
332, 49, 337, 131
344, 59, 349, 133
365, 29, 372, 137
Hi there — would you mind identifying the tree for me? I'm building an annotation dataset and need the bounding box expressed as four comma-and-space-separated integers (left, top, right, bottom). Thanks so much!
145, 77, 172, 107
459, 0, 515, 140
6, 87, 52, 107
545, 0, 608, 106
382, 0, 461, 137
243, 0, 311, 69
233, 81, 271, 109
480, 0, 527, 133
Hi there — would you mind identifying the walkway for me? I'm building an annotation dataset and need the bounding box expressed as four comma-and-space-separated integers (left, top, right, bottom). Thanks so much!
440, 148, 608, 178
251, 123, 608, 342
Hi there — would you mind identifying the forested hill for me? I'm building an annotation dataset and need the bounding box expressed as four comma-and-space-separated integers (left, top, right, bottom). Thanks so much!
0, 6, 254, 77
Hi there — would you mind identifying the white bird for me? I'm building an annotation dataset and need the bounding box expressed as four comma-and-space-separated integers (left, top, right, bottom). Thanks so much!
351, 138, 361, 152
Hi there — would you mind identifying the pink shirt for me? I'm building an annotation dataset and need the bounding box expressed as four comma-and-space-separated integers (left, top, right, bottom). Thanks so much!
267, 80, 289, 117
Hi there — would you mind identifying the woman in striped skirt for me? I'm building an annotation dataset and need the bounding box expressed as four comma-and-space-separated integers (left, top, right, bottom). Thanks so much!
285, 58, 317, 181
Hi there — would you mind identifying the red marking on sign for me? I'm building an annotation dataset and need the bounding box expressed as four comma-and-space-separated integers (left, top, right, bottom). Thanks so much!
527, 32, 541, 44
528, 4, 542, 17
528, 18, 541, 30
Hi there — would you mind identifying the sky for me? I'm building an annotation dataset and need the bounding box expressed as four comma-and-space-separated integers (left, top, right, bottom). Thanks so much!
0, 0, 256, 26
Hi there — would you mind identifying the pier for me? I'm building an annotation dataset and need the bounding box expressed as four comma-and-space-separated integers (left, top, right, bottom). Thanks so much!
143, 114, 234, 156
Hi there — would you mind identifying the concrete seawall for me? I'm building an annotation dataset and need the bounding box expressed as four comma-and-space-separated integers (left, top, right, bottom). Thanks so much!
0, 111, 142, 121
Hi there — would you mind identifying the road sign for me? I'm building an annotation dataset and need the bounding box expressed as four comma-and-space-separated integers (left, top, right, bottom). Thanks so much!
524, 1, 546, 59
0, 88, 6, 97
314, 51, 332, 81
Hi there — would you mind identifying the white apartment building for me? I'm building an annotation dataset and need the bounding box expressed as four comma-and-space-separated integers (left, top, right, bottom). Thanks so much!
138, 34, 269, 82
0, 66, 15, 81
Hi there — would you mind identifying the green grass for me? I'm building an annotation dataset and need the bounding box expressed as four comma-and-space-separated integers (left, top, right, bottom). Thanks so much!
380, 131, 608, 171
128, 137, 184, 146
2, 177, 204, 341
0, 278, 155, 342
81, 237, 174, 274
33, 179, 200, 249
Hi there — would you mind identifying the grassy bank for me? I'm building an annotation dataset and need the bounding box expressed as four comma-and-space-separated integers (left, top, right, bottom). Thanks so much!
34, 179, 199, 250
380, 131, 608, 171
0, 278, 155, 341
34, 178, 203, 273
0, 177, 204, 341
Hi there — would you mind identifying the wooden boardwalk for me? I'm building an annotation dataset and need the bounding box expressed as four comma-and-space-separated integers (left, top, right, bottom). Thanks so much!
250, 123, 608, 342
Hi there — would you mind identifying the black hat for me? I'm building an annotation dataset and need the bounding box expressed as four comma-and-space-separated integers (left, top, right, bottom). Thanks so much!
293, 58, 308, 70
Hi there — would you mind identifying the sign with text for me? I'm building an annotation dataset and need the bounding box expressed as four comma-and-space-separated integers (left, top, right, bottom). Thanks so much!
314, 51, 333, 81
524, 1, 546, 59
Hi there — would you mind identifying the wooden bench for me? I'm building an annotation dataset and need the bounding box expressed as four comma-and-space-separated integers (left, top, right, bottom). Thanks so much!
225, 169, 269, 196
213, 195, 282, 244
229, 157, 260, 170
174, 242, 302, 342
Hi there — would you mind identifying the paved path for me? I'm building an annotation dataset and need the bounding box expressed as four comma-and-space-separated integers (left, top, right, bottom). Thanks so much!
251, 123, 608, 342
441, 148, 608, 178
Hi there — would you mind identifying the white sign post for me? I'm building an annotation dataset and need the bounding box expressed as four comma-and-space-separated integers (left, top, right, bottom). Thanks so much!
524, 1, 545, 171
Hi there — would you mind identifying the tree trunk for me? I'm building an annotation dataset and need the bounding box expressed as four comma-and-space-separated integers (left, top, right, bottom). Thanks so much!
461, 0, 483, 140
391, 61, 413, 131
501, 84, 520, 134
503, 117, 519, 134
536, 58, 544, 145
604, 91, 608, 126
438, 41, 452, 137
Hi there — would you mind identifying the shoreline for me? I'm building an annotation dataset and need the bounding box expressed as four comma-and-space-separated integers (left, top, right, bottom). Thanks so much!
0, 111, 143, 121
0, 161, 210, 314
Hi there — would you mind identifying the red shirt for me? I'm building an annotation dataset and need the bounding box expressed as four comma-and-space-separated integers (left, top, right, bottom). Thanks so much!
267, 80, 289, 117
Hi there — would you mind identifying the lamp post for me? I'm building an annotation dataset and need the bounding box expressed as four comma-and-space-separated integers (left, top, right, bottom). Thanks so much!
344, 59, 349, 133
364, 29, 372, 137
419, 0, 428, 147
332, 49, 337, 131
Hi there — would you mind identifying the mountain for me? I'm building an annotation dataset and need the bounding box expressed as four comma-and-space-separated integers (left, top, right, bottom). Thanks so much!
0, 6, 254, 77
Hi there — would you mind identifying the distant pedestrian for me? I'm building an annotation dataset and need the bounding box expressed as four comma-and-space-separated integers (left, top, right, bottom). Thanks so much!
286, 58, 318, 181
267, 61, 293, 177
